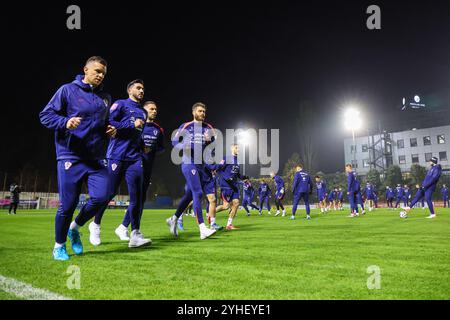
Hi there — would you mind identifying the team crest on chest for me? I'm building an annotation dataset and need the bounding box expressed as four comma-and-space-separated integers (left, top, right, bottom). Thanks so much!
154, 129, 158, 136
64, 162, 72, 170
112, 163, 118, 171
191, 169, 196, 176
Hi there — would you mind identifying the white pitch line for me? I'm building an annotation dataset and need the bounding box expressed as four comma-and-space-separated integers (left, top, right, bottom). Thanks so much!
0, 275, 71, 300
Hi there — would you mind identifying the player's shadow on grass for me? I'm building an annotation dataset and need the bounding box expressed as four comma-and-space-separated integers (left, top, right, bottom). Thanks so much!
227, 225, 260, 232
81, 243, 159, 256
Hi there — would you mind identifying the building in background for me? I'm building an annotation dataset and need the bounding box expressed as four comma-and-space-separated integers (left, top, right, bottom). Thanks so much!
344, 125, 450, 176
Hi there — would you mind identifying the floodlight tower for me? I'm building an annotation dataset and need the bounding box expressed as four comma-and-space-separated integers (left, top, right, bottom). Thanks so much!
344, 108, 363, 162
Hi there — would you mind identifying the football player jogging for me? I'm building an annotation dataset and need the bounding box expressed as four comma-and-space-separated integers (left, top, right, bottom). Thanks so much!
115, 101, 165, 241
241, 180, 260, 216
271, 173, 286, 217
204, 165, 223, 231
214, 144, 249, 230
92, 79, 151, 248
39, 56, 116, 260
258, 181, 272, 215
441, 185, 449, 208
165, 102, 217, 240
314, 176, 327, 213
176, 187, 192, 231
291, 165, 314, 220
404, 157, 442, 218
345, 164, 365, 217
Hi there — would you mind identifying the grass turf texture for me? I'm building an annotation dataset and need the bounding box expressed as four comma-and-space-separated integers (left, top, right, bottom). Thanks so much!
0, 208, 449, 300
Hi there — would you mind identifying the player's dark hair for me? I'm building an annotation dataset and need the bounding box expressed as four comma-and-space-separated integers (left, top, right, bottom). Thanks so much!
143, 101, 157, 107
85, 56, 108, 67
315, 175, 321, 179
127, 79, 144, 91
297, 164, 303, 169
192, 102, 206, 111
345, 163, 352, 168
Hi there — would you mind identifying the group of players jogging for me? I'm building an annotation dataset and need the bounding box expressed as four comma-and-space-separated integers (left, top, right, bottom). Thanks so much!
39, 56, 447, 261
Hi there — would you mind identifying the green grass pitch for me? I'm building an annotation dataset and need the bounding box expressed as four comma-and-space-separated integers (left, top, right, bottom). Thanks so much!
0, 208, 449, 300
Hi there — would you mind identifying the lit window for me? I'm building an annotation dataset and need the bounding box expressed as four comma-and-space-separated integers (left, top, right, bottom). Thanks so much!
398, 155, 406, 165
363, 159, 370, 167
437, 135, 445, 144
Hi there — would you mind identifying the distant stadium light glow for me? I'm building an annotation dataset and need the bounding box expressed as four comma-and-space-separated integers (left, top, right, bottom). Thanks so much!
344, 108, 362, 131
237, 129, 251, 177
238, 129, 251, 146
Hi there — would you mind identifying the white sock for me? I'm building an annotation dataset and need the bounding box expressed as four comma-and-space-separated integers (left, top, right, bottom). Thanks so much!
54, 242, 64, 249
210, 217, 216, 225
172, 215, 178, 221
227, 217, 233, 226
69, 221, 80, 231
283, 210, 286, 214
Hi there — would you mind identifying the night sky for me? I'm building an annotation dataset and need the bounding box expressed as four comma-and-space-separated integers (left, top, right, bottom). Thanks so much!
3, 1, 450, 191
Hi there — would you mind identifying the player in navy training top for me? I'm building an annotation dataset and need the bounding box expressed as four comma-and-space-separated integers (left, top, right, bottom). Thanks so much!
315, 176, 327, 213
39, 56, 116, 260
363, 183, 376, 212
115, 101, 165, 240
258, 181, 272, 215
214, 144, 249, 230
271, 173, 286, 217
92, 79, 151, 248
345, 164, 365, 217
241, 180, 260, 215
404, 157, 442, 218
337, 187, 344, 210
291, 165, 314, 220
442, 185, 449, 208
165, 102, 217, 240
385, 186, 395, 209
403, 185, 411, 207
